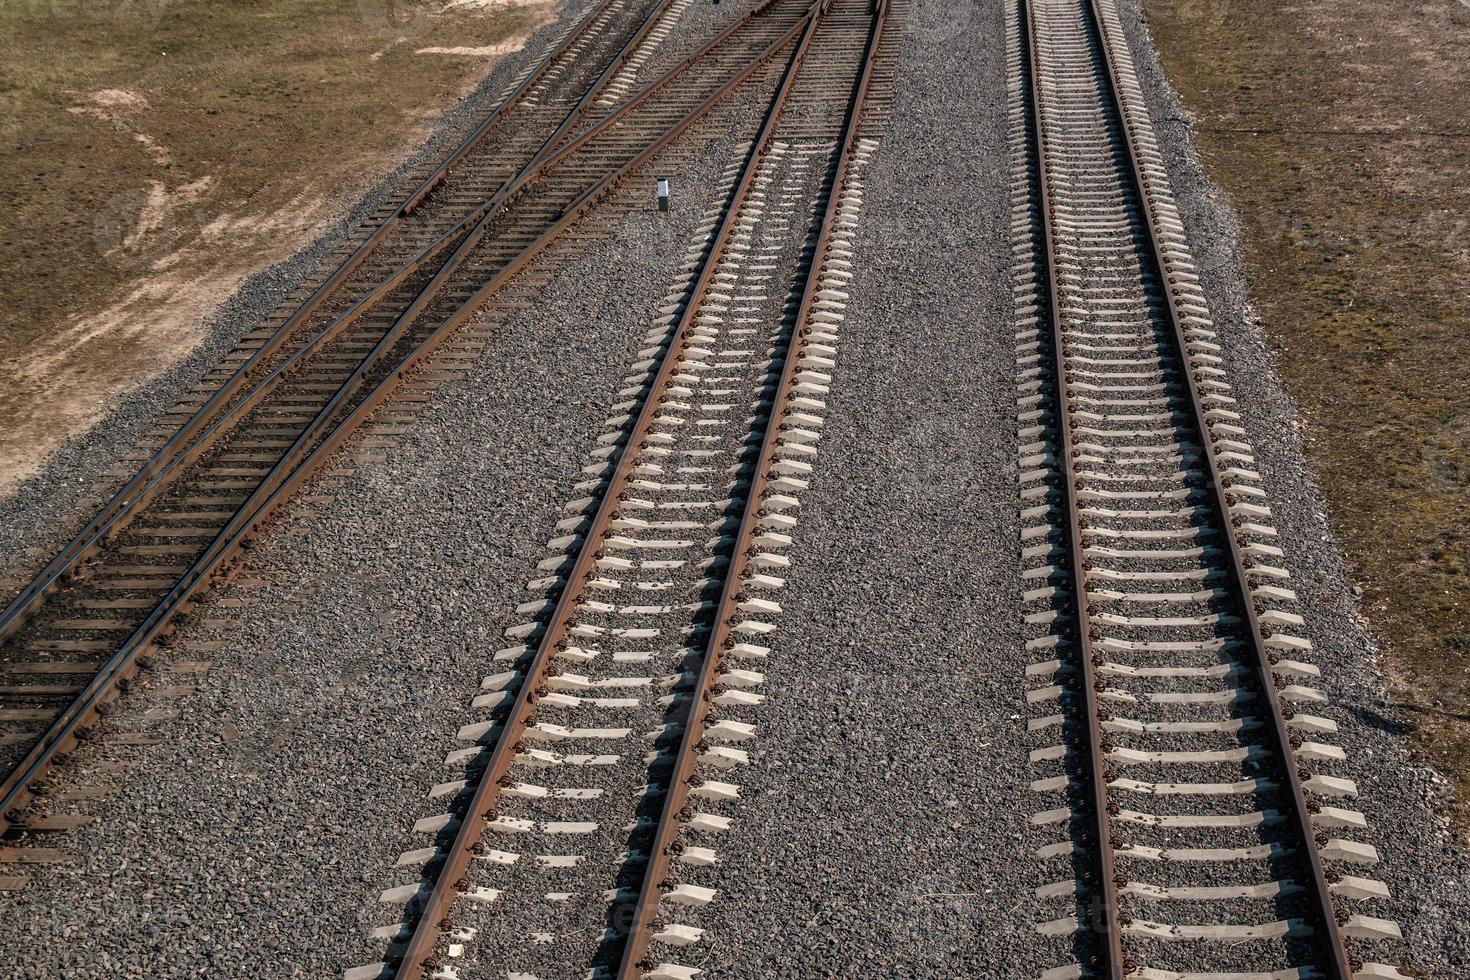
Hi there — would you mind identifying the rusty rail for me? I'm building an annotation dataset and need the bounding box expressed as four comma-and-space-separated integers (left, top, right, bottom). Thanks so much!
613, 2, 885, 975
0, 0, 655, 646
378, 9, 830, 977
1020, 0, 1352, 973
0, 0, 813, 836
1079, 0, 1353, 973
1018, 0, 1125, 972
3, 0, 781, 623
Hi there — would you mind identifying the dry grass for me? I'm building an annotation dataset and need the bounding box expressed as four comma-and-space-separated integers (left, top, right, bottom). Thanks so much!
1143, 0, 1470, 829
0, 0, 555, 489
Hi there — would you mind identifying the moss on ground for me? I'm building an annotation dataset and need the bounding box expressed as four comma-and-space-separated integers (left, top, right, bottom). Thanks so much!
1143, 0, 1470, 829
0, 0, 551, 484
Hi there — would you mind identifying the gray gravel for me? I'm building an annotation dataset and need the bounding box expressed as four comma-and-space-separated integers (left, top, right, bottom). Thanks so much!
1112, 0, 1470, 972
0, 21, 769, 980
697, 0, 1047, 973
699, 0, 1470, 972
0, 0, 1465, 975
0, 0, 600, 577
0, 158, 715, 980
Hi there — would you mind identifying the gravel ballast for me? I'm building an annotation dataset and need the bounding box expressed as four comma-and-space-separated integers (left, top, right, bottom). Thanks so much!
696, 0, 1049, 973
1112, 0, 1470, 970
0, 0, 1466, 975
0, 34, 769, 980
0, 0, 602, 575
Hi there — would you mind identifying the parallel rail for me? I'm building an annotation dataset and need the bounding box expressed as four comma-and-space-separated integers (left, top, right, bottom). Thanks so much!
0, 0, 655, 642
1015, 0, 1397, 975
0, 0, 812, 837
615, 1, 885, 975
376, 3, 836, 974
354, 2, 885, 976
1019, 0, 1125, 969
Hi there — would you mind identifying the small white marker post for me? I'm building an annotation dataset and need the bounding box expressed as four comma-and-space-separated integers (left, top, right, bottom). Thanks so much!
656, 176, 670, 213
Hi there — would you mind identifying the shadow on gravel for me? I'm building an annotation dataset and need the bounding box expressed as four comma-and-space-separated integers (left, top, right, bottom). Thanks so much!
1369, 702, 1470, 733
1345, 704, 1414, 736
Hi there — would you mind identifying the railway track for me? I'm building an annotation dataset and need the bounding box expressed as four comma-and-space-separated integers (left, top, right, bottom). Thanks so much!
0, 0, 1423, 972
0, 0, 820, 845
351, 1, 886, 977
1009, 0, 1407, 977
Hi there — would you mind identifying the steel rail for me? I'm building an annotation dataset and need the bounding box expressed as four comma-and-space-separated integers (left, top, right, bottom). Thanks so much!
0, 0, 788, 650
398, 0, 629, 216
379, 9, 826, 978
0, 0, 784, 646
615, 1, 885, 975
0, 0, 665, 644
411, 0, 644, 211
0, 0, 743, 626
1077, 0, 1352, 974
0, 1, 817, 837
280, 0, 807, 508
1023, 0, 1354, 973
1019, 0, 1126, 972
108, 0, 799, 567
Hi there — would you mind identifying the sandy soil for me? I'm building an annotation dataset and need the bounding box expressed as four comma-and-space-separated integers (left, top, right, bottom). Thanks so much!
0, 0, 556, 494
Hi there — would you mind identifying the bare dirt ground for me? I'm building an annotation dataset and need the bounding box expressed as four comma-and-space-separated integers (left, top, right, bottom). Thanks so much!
0, 0, 555, 492
1143, 0, 1470, 828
